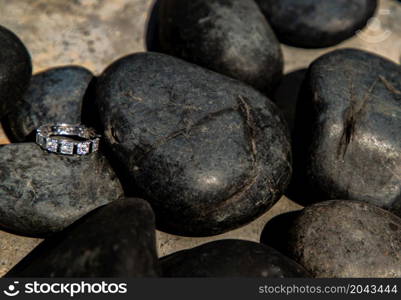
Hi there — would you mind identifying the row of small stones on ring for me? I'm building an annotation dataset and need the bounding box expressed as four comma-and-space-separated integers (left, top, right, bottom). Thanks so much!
53, 126, 87, 138
36, 135, 99, 155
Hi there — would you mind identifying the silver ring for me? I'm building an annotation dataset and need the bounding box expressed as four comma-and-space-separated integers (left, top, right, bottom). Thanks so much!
36, 123, 101, 155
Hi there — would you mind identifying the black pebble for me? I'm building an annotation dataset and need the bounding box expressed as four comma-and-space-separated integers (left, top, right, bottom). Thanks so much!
95, 52, 292, 236
154, 0, 283, 93
6, 198, 160, 277
289, 49, 401, 214
0, 143, 124, 237
0, 25, 32, 119
261, 200, 401, 277
3, 66, 94, 141
256, 0, 377, 48
160, 239, 309, 277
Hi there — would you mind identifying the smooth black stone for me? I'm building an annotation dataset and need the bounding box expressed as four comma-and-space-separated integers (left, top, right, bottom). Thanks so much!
261, 200, 401, 277
0, 25, 32, 119
0, 143, 124, 237
272, 69, 307, 133
289, 49, 401, 214
256, 0, 377, 48
161, 239, 309, 277
6, 198, 160, 277
3, 66, 94, 141
154, 0, 283, 93
95, 52, 291, 236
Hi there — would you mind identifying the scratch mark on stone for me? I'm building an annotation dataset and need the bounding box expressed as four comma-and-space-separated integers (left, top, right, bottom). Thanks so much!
379, 75, 401, 96
237, 95, 257, 162
338, 78, 378, 158
146, 106, 236, 154
198, 95, 261, 215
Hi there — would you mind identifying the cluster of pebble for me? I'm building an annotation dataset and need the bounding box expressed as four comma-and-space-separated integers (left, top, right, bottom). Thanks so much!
0, 0, 400, 278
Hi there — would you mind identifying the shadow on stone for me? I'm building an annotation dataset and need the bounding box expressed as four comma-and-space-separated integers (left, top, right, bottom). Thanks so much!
81, 76, 102, 132
260, 210, 302, 254
1, 118, 27, 143
272, 69, 307, 133
145, 0, 161, 52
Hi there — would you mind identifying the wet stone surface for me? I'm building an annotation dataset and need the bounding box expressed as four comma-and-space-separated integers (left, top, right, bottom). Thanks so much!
261, 200, 401, 278
160, 239, 310, 277
289, 49, 401, 214
6, 198, 160, 277
96, 52, 292, 237
153, 0, 283, 93
0, 143, 124, 237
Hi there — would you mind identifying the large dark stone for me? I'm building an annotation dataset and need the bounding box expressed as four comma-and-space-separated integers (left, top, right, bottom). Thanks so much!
160, 239, 309, 277
154, 0, 283, 93
4, 66, 94, 141
95, 52, 291, 236
261, 200, 401, 278
6, 198, 160, 277
256, 0, 377, 48
289, 49, 401, 214
0, 143, 124, 237
0, 25, 32, 119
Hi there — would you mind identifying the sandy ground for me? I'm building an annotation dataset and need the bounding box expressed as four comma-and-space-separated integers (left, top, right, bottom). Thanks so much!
0, 0, 400, 276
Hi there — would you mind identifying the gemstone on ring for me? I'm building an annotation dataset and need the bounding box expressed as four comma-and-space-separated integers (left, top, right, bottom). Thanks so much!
46, 138, 59, 153
36, 134, 46, 147
77, 141, 91, 155
60, 141, 74, 155
91, 139, 100, 152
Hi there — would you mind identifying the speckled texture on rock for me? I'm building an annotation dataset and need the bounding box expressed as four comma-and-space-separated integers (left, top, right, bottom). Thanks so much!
154, 0, 283, 93
256, 0, 378, 48
6, 198, 160, 277
261, 200, 401, 278
96, 52, 292, 236
4, 66, 94, 141
0, 143, 124, 237
0, 25, 32, 119
289, 49, 401, 214
160, 239, 309, 277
